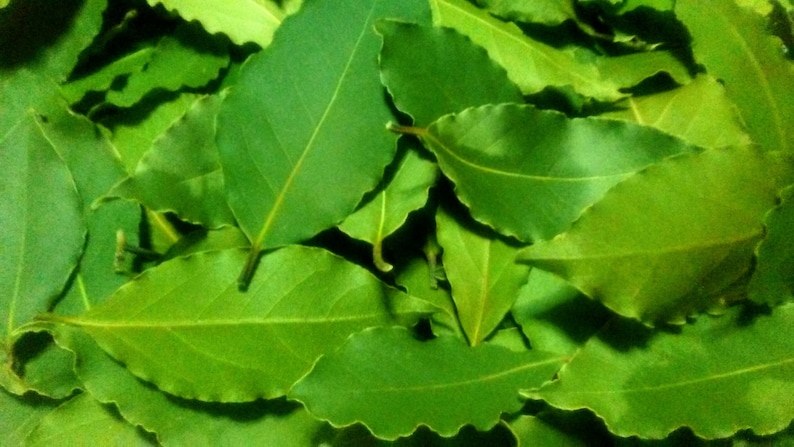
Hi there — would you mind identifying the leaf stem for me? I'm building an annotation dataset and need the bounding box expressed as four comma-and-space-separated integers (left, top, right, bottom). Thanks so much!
238, 247, 262, 291
387, 121, 428, 137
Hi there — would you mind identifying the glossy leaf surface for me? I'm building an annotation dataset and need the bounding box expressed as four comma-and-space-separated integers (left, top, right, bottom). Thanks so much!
216, 0, 429, 284
519, 147, 794, 324
111, 94, 234, 228
64, 247, 433, 402
675, 0, 794, 152
600, 74, 752, 149
290, 326, 566, 440
376, 20, 523, 126
528, 303, 794, 439
420, 103, 696, 241
749, 185, 794, 305
436, 208, 530, 345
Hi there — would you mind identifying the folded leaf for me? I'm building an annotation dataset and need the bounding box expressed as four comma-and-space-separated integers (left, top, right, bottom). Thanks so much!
436, 207, 530, 345
675, 0, 794, 152
111, 94, 234, 228
216, 0, 430, 286
518, 147, 794, 324
339, 145, 438, 271
290, 326, 566, 440
599, 74, 752, 149
376, 20, 523, 126
748, 184, 794, 305
59, 247, 433, 402
527, 303, 794, 439
415, 103, 696, 241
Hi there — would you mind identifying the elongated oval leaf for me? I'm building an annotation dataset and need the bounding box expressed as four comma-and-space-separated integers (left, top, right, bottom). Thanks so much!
748, 184, 794, 305
61, 246, 433, 402
675, 0, 794, 152
436, 207, 530, 345
376, 20, 523, 126
216, 0, 429, 285
417, 103, 696, 242
599, 74, 752, 149
527, 303, 794, 439
290, 326, 566, 440
518, 147, 794, 324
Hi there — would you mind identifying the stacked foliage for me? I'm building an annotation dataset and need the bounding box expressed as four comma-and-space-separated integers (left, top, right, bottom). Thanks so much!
1, 0, 793, 444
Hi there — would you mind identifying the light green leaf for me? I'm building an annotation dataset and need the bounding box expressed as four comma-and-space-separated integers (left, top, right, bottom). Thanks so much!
106, 23, 229, 108
216, 0, 430, 286
376, 20, 523, 126
57, 246, 433, 402
599, 74, 752, 149
508, 415, 585, 447
339, 145, 438, 271
60, 47, 156, 104
414, 103, 696, 242
518, 147, 794, 324
512, 269, 611, 356
395, 257, 465, 339
25, 393, 154, 446
146, 0, 287, 48
110, 94, 234, 228
48, 323, 328, 446
475, 0, 577, 26
164, 227, 251, 260
0, 111, 85, 350
527, 303, 794, 439
436, 207, 530, 346
675, 0, 794, 152
290, 326, 566, 440
748, 184, 794, 305
0, 0, 106, 82
0, 387, 61, 446
13, 331, 81, 399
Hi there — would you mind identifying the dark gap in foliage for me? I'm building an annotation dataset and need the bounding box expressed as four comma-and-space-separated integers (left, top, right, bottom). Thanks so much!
0, 0, 82, 70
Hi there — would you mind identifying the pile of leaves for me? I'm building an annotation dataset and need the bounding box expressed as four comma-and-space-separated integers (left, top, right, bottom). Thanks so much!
2, 0, 793, 444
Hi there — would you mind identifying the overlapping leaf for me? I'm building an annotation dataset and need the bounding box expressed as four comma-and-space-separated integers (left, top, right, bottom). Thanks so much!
0, 387, 61, 446
416, 103, 696, 242
676, 0, 794, 152
216, 0, 430, 286
339, 145, 438, 271
748, 184, 794, 305
600, 74, 752, 148
436, 207, 530, 345
518, 146, 794, 324
376, 20, 523, 126
58, 247, 434, 402
290, 326, 566, 440
110, 94, 234, 228
527, 303, 794, 439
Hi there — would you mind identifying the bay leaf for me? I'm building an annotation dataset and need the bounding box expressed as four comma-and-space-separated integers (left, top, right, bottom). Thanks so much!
436, 207, 530, 346
527, 303, 794, 439
518, 146, 794, 324
216, 0, 430, 287
415, 103, 696, 242
59, 246, 434, 402
0, 385, 61, 446
289, 326, 566, 440
675, 0, 794, 152
376, 20, 523, 126
748, 184, 794, 306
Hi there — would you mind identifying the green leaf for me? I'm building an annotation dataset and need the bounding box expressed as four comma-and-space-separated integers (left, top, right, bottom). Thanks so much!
748, 184, 794, 305
474, 0, 578, 26
105, 24, 229, 108
0, 387, 61, 446
376, 20, 523, 126
146, 0, 286, 48
58, 246, 433, 402
675, 0, 794, 152
60, 47, 156, 104
599, 74, 752, 149
339, 144, 438, 272
216, 0, 430, 286
527, 303, 794, 439
0, 112, 85, 345
290, 326, 566, 440
0, 0, 107, 82
508, 415, 585, 447
13, 331, 81, 399
25, 393, 154, 446
512, 269, 611, 356
436, 207, 530, 346
518, 146, 794, 324
110, 94, 234, 228
414, 103, 696, 242
48, 323, 328, 446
